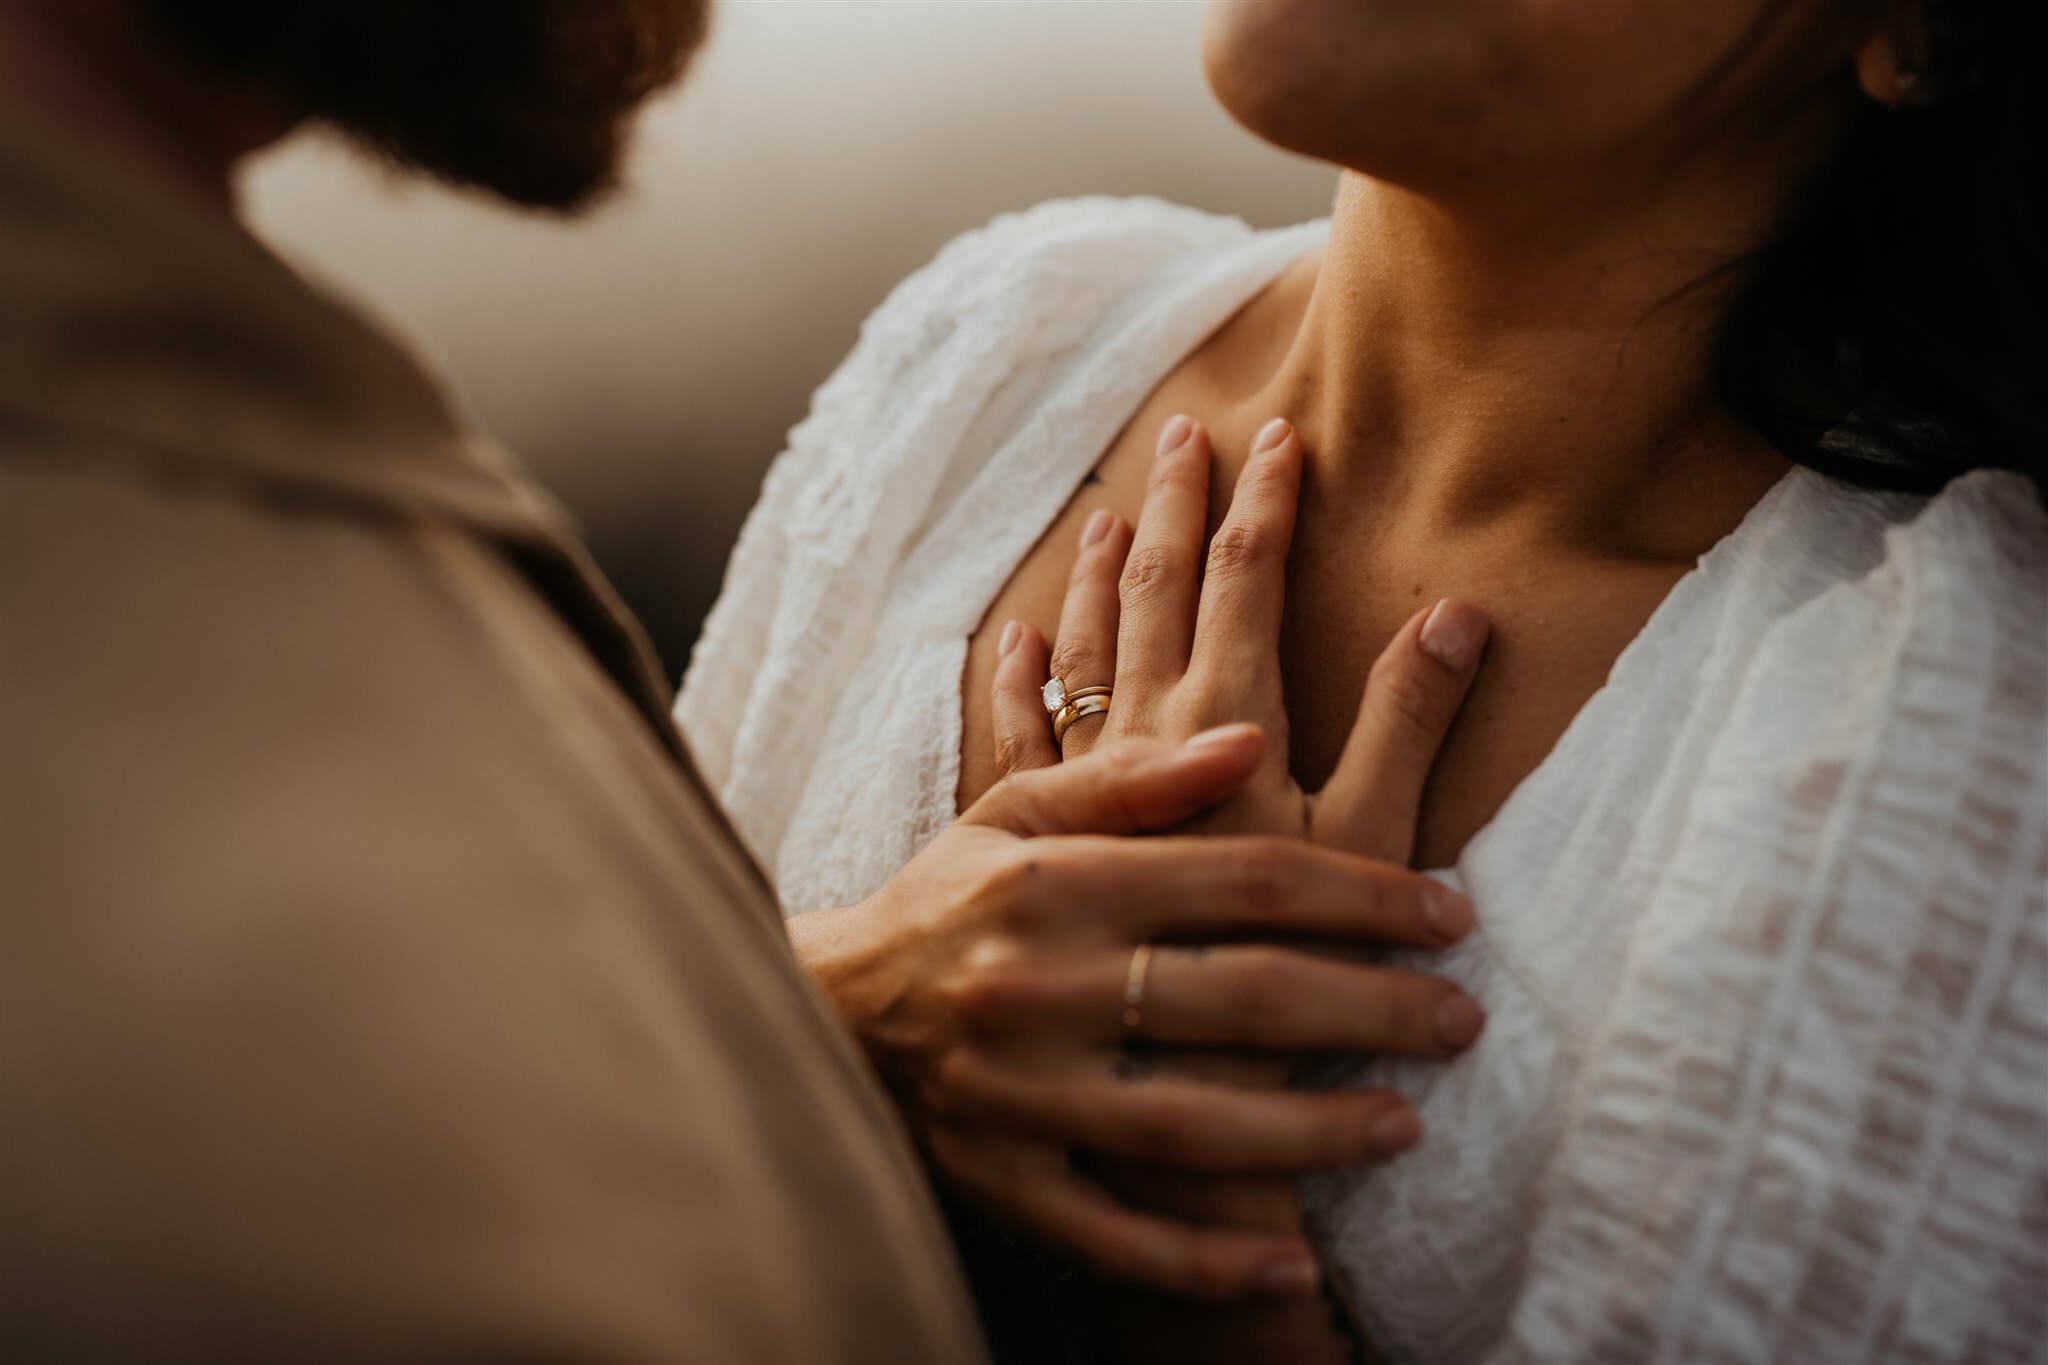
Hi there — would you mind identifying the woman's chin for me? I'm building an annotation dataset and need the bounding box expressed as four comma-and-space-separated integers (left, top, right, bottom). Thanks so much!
1199, 5, 1490, 190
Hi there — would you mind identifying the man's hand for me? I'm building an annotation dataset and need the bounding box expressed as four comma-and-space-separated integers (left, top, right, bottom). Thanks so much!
790, 726, 1482, 1301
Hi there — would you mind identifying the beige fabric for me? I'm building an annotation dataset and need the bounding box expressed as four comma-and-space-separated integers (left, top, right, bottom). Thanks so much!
0, 117, 985, 1364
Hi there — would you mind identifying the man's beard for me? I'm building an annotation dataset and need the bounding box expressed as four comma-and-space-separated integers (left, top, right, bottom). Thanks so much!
147, 0, 711, 211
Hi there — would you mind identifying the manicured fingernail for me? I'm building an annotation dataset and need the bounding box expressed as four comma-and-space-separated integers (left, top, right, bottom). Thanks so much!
999, 621, 1024, 656
1436, 993, 1486, 1050
1252, 417, 1293, 454
1081, 509, 1113, 548
1420, 599, 1489, 672
1370, 1107, 1422, 1155
1424, 884, 1475, 942
1184, 722, 1262, 754
1157, 414, 1195, 457
1255, 1253, 1320, 1296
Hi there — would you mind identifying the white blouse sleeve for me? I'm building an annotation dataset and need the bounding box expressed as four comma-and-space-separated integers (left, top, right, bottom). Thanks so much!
671, 211, 1021, 792
1500, 470, 2048, 1364
676, 197, 1262, 869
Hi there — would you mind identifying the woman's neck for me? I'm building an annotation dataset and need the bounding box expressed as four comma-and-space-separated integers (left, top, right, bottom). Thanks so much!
1247, 170, 1798, 560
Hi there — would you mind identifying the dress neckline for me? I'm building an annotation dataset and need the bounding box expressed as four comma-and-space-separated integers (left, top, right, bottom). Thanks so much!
924, 223, 1801, 880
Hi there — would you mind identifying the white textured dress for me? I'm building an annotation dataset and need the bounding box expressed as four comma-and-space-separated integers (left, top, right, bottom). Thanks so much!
678, 199, 2048, 1364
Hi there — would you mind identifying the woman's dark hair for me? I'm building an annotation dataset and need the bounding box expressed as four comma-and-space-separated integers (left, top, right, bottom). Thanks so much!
1723, 0, 2047, 495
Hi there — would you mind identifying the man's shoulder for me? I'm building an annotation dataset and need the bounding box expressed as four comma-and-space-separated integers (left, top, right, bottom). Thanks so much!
3, 446, 526, 701
0, 452, 982, 1365
0, 451, 627, 888
1, 439, 797, 1002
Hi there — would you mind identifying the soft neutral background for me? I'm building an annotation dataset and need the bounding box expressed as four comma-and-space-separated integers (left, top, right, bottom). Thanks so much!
243, 0, 1337, 676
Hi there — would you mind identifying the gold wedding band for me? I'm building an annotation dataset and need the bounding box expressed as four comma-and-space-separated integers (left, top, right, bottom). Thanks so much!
1122, 944, 1155, 1035
1053, 695, 1112, 745
1044, 675, 1113, 747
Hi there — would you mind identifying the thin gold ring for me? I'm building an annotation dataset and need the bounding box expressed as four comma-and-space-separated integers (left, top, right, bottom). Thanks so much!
1053, 694, 1112, 745
1122, 944, 1155, 1035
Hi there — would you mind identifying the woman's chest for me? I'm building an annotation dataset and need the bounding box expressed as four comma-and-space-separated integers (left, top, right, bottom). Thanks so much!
956, 416, 1690, 867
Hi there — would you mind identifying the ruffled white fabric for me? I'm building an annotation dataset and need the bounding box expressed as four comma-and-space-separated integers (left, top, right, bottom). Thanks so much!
678, 198, 2048, 1364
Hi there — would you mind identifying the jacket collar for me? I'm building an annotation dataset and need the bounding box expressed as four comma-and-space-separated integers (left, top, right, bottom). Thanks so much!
0, 111, 575, 544
0, 112, 701, 771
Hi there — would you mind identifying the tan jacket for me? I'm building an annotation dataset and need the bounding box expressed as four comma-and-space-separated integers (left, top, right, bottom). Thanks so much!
0, 118, 985, 1364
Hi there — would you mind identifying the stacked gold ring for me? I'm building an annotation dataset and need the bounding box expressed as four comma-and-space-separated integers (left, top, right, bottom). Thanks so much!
1053, 694, 1111, 744
1043, 676, 1113, 746
1122, 944, 1154, 1035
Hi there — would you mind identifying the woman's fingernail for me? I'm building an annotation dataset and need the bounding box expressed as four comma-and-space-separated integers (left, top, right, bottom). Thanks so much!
999, 621, 1024, 656
1424, 884, 1475, 942
1184, 722, 1262, 755
1255, 1253, 1320, 1296
1253, 417, 1293, 454
1370, 1107, 1422, 1155
1420, 599, 1489, 672
1436, 993, 1487, 1050
1081, 509, 1113, 548
1157, 414, 1195, 457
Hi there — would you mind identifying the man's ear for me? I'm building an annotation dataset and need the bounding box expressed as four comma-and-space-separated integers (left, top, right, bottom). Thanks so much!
1855, 0, 1937, 108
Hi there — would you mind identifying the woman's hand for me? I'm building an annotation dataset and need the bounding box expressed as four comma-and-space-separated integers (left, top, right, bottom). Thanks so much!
996, 414, 1489, 862
791, 726, 1483, 1302
985, 414, 1492, 1359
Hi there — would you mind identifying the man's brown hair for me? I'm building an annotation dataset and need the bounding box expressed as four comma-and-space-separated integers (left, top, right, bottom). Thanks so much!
147, 0, 710, 209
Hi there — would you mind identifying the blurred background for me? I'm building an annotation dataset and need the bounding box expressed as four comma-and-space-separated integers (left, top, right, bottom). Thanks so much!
242, 1, 1338, 679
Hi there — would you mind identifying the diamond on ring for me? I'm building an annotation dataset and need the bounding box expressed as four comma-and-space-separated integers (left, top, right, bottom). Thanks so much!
1042, 677, 1068, 712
